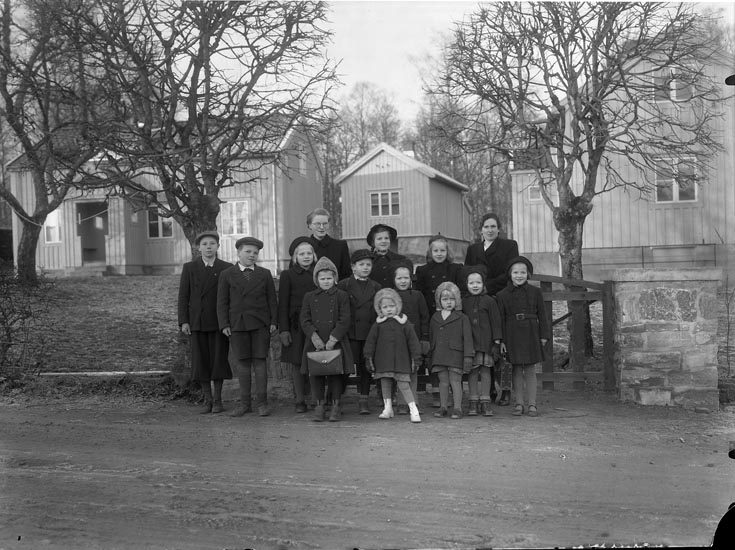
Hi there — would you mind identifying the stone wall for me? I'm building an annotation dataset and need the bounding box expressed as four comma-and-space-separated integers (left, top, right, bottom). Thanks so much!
611, 268, 722, 411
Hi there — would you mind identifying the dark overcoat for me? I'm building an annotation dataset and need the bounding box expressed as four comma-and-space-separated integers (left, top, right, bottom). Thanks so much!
337, 276, 381, 340
363, 316, 421, 375
428, 310, 474, 371
178, 257, 232, 331
415, 261, 464, 314
309, 234, 352, 281
217, 264, 277, 331
496, 282, 551, 365
277, 264, 316, 364
462, 292, 503, 353
396, 288, 430, 341
370, 250, 411, 289
464, 238, 519, 296
299, 287, 355, 375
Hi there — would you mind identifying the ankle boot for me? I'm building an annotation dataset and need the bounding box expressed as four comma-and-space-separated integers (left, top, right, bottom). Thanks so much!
199, 383, 213, 414
468, 400, 478, 416
230, 398, 252, 417
378, 398, 394, 419
481, 401, 494, 417
408, 402, 421, 423
211, 398, 224, 414
358, 397, 371, 415
498, 390, 510, 406
328, 400, 341, 422
314, 400, 325, 422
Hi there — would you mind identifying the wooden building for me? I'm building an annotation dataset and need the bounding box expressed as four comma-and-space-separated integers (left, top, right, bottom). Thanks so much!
8, 127, 322, 276
336, 142, 472, 264
510, 60, 735, 281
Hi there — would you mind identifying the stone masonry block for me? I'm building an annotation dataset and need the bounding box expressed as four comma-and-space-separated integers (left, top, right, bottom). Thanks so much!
619, 386, 638, 403
645, 330, 694, 349
681, 346, 719, 370
698, 292, 722, 320
620, 366, 656, 383
641, 321, 685, 332
639, 288, 696, 322
638, 388, 672, 406
694, 331, 717, 345
624, 351, 681, 369
619, 333, 645, 348
669, 367, 718, 387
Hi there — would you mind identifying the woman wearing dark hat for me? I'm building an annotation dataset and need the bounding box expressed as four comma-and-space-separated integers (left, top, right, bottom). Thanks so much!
177, 231, 232, 414
366, 223, 412, 289
464, 213, 519, 296
306, 208, 352, 281
278, 237, 317, 412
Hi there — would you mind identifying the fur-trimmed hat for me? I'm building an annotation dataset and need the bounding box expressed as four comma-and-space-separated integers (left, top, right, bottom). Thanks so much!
434, 281, 462, 311
235, 236, 263, 250
506, 256, 534, 277
366, 224, 398, 247
288, 236, 313, 257
195, 231, 220, 245
350, 248, 374, 264
374, 288, 403, 316
313, 256, 338, 286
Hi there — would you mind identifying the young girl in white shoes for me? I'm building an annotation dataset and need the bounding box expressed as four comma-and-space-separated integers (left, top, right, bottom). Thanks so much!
363, 289, 423, 423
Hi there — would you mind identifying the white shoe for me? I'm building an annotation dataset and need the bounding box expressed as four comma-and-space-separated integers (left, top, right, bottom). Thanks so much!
378, 398, 394, 419
408, 402, 421, 423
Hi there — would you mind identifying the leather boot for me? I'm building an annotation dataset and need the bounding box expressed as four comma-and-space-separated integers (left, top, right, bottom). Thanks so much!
378, 398, 394, 419
481, 401, 494, 417
498, 390, 511, 406
199, 383, 213, 414
468, 400, 479, 416
408, 402, 421, 423
358, 397, 371, 415
314, 400, 325, 422
328, 400, 341, 422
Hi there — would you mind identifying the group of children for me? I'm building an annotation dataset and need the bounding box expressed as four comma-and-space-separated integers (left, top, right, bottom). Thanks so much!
178, 221, 550, 424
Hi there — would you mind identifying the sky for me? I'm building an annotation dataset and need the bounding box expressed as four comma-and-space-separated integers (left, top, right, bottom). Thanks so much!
326, 1, 735, 124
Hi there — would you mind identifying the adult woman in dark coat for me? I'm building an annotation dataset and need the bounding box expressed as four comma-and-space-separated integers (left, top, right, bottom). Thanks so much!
366, 223, 412, 289
464, 213, 519, 297
306, 208, 352, 281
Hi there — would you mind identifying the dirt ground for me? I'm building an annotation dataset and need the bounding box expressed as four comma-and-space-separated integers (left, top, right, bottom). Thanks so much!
1, 388, 734, 550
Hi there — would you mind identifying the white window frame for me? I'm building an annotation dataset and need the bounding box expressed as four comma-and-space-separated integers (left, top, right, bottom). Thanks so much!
44, 208, 61, 244
147, 207, 173, 239
654, 157, 698, 203
654, 69, 693, 103
369, 190, 400, 217
219, 200, 250, 236
528, 184, 543, 202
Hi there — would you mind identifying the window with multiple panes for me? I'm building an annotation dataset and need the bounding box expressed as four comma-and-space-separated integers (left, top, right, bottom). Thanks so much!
654, 69, 693, 103
655, 158, 698, 203
148, 207, 173, 238
44, 209, 61, 243
370, 191, 400, 217
220, 201, 250, 236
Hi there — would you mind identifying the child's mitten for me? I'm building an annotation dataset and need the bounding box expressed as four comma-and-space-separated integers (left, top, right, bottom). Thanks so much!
311, 333, 325, 350
420, 340, 430, 356
325, 335, 338, 350
279, 332, 292, 347
365, 356, 375, 373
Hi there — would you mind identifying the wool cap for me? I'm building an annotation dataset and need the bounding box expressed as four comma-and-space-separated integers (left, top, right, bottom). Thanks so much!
390, 259, 414, 285
313, 256, 338, 286
374, 288, 403, 316
506, 256, 534, 277
366, 224, 398, 247
288, 236, 313, 257
195, 231, 220, 245
350, 248, 374, 264
463, 264, 487, 282
235, 236, 263, 250
435, 281, 462, 311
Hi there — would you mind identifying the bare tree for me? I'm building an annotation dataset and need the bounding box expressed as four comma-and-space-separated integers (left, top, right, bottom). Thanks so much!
0, 0, 99, 284
70, 0, 337, 257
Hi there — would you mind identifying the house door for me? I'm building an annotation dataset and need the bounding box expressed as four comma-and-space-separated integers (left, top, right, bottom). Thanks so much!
77, 202, 108, 264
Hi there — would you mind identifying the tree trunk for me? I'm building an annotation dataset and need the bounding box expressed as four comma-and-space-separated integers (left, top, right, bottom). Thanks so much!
16, 220, 41, 286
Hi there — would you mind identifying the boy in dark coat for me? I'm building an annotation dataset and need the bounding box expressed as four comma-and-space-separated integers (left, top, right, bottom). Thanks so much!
496, 256, 550, 418
178, 231, 232, 414
217, 237, 277, 417
337, 249, 382, 414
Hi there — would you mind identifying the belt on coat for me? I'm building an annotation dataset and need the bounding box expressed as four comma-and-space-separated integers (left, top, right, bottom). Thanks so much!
514, 313, 538, 320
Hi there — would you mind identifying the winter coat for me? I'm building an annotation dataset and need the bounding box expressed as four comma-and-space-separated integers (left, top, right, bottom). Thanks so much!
178, 257, 232, 332
299, 287, 354, 375
370, 250, 411, 289
217, 264, 277, 331
462, 292, 502, 353
396, 288, 430, 341
309, 234, 352, 281
415, 261, 464, 314
428, 310, 474, 371
496, 282, 550, 365
464, 237, 519, 296
363, 315, 422, 375
338, 276, 382, 340
277, 264, 316, 364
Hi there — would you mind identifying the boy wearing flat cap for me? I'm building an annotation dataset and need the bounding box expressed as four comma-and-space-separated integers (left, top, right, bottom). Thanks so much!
217, 236, 278, 417
178, 231, 233, 414
337, 248, 381, 414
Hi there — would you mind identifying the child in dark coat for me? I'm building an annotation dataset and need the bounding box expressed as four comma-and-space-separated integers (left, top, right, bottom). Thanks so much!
462, 265, 502, 417
429, 282, 474, 419
217, 237, 277, 417
366, 223, 412, 289
278, 237, 316, 413
337, 249, 382, 414
300, 257, 354, 422
391, 260, 430, 415
177, 231, 232, 414
496, 256, 551, 418
364, 288, 423, 422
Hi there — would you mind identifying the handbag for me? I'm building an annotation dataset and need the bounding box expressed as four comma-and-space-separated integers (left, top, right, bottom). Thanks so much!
306, 349, 344, 376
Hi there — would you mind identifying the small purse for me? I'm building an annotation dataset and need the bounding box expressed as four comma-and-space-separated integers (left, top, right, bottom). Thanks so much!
306, 349, 344, 376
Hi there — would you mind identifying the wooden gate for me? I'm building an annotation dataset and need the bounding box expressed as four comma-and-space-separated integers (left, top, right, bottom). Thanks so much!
532, 274, 615, 391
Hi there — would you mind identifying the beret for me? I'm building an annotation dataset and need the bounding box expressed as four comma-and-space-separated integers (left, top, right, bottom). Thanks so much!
195, 231, 220, 245
350, 248, 374, 264
288, 236, 313, 256
235, 236, 264, 250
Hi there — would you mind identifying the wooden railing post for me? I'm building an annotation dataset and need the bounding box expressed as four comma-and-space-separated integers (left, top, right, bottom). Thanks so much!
541, 279, 554, 390
602, 280, 615, 391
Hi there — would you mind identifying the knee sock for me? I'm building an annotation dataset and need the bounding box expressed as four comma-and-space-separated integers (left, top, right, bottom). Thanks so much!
396, 380, 414, 405
212, 379, 223, 402
449, 371, 463, 411
438, 370, 450, 409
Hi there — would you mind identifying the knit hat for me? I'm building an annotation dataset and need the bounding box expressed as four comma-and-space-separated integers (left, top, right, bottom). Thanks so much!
288, 236, 313, 257
463, 264, 487, 282
506, 256, 534, 277
313, 256, 338, 286
195, 231, 220, 245
350, 248, 374, 264
366, 224, 398, 247
374, 288, 403, 316
435, 281, 462, 311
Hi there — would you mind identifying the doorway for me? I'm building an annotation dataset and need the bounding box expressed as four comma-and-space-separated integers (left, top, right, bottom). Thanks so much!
77, 202, 108, 264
